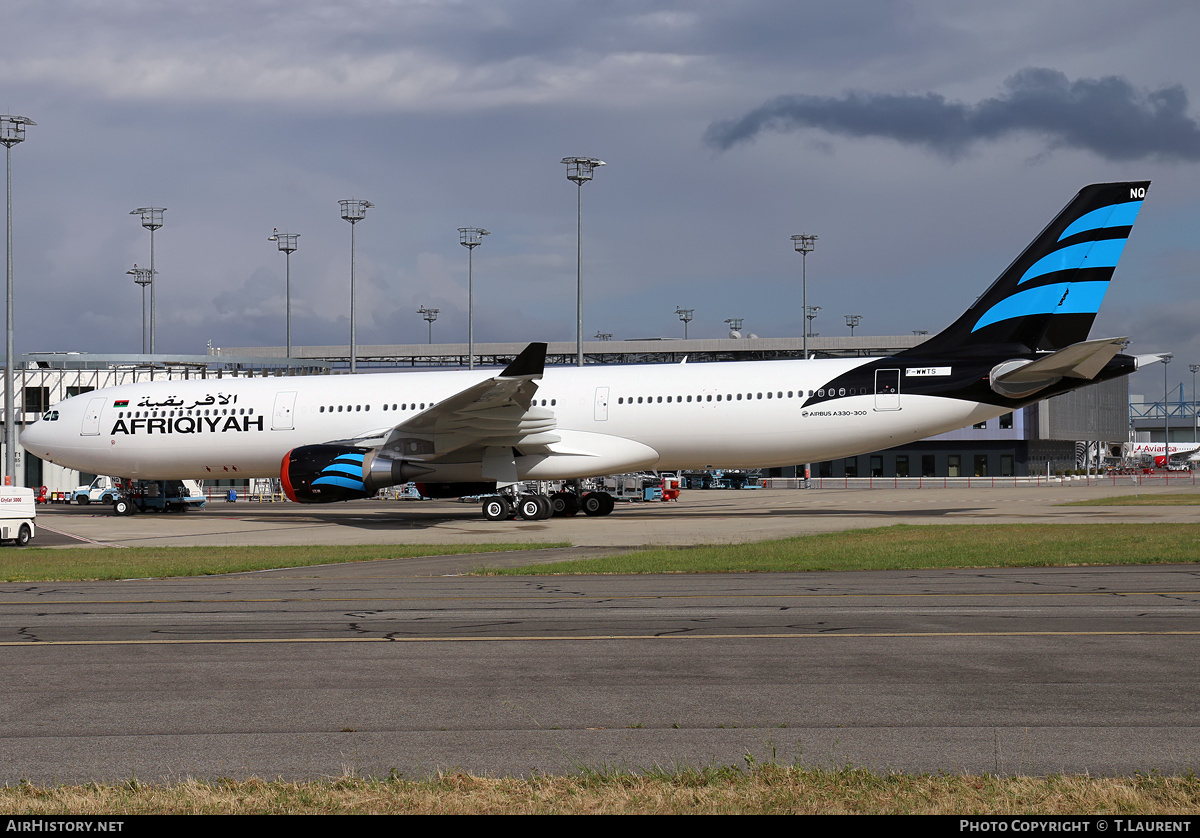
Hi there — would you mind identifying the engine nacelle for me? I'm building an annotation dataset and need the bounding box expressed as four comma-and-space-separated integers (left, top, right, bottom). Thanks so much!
280, 445, 431, 504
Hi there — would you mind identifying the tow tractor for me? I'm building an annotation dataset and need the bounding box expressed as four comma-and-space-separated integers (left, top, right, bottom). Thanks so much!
110, 479, 207, 515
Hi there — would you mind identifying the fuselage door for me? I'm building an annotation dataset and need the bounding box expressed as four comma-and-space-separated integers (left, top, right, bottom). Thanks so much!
80, 397, 106, 436
272, 391, 297, 430
594, 387, 609, 421
874, 369, 901, 411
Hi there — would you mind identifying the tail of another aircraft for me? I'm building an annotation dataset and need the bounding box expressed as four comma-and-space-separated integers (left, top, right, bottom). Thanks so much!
901, 181, 1149, 359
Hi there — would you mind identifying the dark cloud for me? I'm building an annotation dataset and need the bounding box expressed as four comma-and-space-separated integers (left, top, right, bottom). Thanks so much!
705, 68, 1200, 162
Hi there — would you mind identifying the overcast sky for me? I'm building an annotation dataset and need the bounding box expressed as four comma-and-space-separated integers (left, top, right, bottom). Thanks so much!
4, 0, 1199, 395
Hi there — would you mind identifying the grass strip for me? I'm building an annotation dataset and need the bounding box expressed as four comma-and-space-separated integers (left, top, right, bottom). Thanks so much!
484, 523, 1200, 575
1060, 493, 1200, 506
1, 767, 1198, 814
0, 543, 568, 582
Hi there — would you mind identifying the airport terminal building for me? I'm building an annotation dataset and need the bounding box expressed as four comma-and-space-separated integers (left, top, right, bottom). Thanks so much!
0, 335, 1150, 492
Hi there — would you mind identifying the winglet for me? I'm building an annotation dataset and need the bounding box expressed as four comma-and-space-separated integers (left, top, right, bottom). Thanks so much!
500, 342, 547, 379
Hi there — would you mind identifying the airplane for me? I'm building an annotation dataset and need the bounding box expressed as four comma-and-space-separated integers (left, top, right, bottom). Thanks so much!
22, 181, 1155, 521
1124, 442, 1200, 467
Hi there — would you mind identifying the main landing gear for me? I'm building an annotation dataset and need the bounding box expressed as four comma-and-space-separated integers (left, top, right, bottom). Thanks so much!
481, 485, 615, 521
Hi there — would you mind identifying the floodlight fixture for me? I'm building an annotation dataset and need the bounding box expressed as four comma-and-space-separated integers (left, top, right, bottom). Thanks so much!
1, 115, 34, 486
805, 305, 822, 337
418, 305, 439, 344
791, 234, 817, 359
845, 314, 862, 336
459, 227, 490, 369
126, 265, 155, 353
130, 207, 166, 354
339, 199, 374, 372
676, 307, 694, 339
268, 230, 300, 358
562, 156, 606, 185
1191, 364, 1199, 443
562, 157, 606, 366
1164, 353, 1173, 459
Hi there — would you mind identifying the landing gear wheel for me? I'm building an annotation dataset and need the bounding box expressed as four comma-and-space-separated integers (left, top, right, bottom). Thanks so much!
550, 491, 579, 517
597, 492, 615, 516
482, 496, 510, 521
581, 492, 606, 516
581, 492, 615, 516
517, 495, 543, 521
534, 494, 553, 519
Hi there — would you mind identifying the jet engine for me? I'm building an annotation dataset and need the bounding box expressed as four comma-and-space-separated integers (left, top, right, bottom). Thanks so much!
280, 445, 431, 503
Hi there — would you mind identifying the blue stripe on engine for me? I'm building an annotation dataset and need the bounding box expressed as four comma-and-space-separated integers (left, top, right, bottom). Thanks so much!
1058, 200, 1142, 241
321, 463, 364, 478
1018, 239, 1127, 285
313, 475, 366, 491
972, 281, 1110, 332
334, 453, 365, 464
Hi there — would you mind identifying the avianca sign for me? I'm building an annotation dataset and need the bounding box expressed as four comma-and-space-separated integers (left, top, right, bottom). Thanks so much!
110, 415, 265, 435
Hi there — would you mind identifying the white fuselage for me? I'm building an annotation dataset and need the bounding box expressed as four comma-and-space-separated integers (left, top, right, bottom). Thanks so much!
20, 357, 1003, 482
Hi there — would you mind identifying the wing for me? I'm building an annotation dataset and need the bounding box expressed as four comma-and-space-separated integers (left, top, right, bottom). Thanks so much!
331, 343, 557, 469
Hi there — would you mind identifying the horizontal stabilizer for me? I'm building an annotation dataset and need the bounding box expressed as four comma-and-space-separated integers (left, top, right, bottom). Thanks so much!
1133, 353, 1173, 370
990, 336, 1127, 397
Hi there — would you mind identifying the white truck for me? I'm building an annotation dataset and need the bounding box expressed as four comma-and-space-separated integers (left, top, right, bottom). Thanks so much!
0, 487, 36, 546
73, 475, 121, 505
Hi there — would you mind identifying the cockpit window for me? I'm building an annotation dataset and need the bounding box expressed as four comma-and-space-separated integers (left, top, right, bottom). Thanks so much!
41, 410, 59, 421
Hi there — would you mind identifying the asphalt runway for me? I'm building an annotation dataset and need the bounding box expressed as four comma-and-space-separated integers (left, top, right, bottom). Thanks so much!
25, 480, 1200, 549
3, 485, 1200, 782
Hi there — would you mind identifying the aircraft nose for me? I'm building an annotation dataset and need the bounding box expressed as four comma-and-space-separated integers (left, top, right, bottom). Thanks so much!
20, 416, 54, 455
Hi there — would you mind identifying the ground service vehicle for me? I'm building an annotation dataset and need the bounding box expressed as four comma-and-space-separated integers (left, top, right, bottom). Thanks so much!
0, 488, 36, 546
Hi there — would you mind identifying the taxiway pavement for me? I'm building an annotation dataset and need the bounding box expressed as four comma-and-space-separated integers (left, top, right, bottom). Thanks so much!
3, 485, 1199, 781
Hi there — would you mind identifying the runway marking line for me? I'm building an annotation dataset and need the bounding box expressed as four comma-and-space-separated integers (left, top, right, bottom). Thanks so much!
32, 524, 127, 548
4, 630, 1200, 647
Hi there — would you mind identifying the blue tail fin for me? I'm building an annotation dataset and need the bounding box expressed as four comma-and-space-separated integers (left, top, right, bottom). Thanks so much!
902, 181, 1148, 359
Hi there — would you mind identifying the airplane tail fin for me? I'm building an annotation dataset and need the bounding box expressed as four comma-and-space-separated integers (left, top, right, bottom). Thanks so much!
900, 181, 1148, 359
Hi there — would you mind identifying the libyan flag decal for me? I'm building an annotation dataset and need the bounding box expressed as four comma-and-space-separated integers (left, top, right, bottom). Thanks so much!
114, 400, 129, 408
